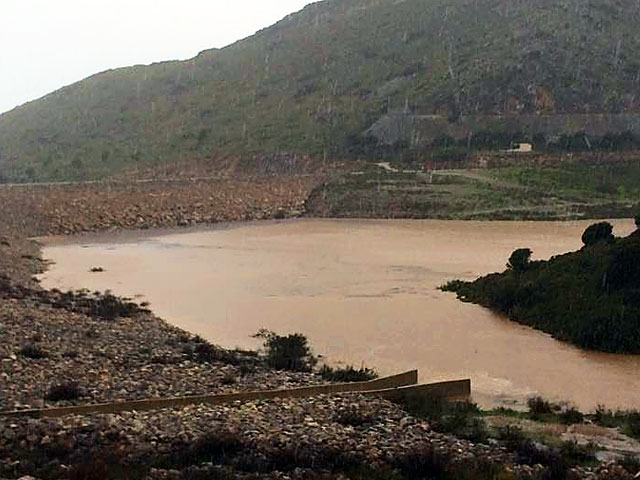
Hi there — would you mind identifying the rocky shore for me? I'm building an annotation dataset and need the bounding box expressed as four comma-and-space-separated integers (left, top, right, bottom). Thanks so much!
0, 179, 638, 479
0, 395, 538, 480
0, 175, 315, 238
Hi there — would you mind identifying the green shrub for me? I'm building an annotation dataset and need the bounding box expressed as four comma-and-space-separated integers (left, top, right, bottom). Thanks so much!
558, 440, 595, 466
319, 364, 378, 382
159, 430, 245, 469
253, 329, 316, 372
592, 407, 640, 440
398, 396, 487, 442
621, 411, 640, 439
527, 396, 554, 416
394, 444, 508, 480
618, 455, 640, 475
220, 372, 236, 385
442, 227, 640, 353
559, 407, 584, 425
45, 382, 81, 402
48, 289, 149, 321
90, 292, 142, 320
18, 344, 48, 359
593, 405, 617, 427
507, 248, 532, 272
581, 221, 614, 247
190, 337, 243, 366
496, 425, 527, 451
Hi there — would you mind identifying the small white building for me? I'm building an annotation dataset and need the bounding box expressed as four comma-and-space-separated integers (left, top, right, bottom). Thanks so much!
506, 143, 533, 153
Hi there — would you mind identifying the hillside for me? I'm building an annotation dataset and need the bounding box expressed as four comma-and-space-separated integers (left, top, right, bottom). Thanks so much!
2, 0, 640, 181
443, 220, 640, 353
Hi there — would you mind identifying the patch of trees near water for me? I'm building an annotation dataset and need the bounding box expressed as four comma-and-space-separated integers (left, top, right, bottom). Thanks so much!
443, 217, 640, 353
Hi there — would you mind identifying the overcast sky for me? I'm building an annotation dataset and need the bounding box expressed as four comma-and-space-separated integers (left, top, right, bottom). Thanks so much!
0, 0, 314, 114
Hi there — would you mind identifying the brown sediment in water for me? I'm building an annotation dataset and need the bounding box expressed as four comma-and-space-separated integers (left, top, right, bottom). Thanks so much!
39, 218, 640, 411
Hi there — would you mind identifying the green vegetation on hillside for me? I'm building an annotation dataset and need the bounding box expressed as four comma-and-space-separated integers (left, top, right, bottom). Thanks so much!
442, 222, 640, 353
489, 163, 640, 202
306, 163, 640, 220
2, 0, 640, 181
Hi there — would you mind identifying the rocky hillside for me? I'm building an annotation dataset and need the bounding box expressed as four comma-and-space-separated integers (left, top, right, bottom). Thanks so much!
1, 0, 640, 181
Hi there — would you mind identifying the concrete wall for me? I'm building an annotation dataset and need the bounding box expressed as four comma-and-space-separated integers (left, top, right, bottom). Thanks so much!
370, 379, 471, 404
1, 370, 426, 419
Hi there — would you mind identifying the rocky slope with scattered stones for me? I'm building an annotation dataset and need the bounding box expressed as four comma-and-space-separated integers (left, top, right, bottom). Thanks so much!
0, 176, 315, 238
0, 396, 535, 480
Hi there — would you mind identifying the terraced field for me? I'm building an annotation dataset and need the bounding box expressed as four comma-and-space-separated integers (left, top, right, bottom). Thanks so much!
306, 163, 640, 220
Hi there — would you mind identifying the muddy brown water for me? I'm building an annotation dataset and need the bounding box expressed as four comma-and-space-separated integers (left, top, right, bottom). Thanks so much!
38, 219, 640, 411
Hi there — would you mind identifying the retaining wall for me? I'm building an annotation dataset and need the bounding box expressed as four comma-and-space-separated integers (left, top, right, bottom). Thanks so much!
0, 370, 452, 418
371, 379, 471, 404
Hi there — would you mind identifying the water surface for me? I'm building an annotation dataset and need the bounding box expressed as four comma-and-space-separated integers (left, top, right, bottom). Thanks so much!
39, 219, 640, 410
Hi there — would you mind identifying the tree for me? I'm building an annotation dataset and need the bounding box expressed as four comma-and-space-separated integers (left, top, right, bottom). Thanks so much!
582, 222, 615, 247
507, 248, 532, 272
253, 329, 317, 372
607, 245, 640, 289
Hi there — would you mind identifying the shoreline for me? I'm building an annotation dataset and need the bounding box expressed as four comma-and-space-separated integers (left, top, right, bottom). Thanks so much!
2, 180, 640, 478
35, 215, 638, 246
36, 216, 640, 413
0, 226, 538, 480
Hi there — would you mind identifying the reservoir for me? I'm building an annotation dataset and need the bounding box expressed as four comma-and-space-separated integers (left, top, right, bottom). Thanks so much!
38, 218, 640, 411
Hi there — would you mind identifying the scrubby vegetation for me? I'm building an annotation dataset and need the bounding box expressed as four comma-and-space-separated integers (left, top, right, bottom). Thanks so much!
399, 396, 489, 443
488, 397, 587, 427
489, 163, 640, 205
443, 221, 640, 353
45, 382, 81, 402
495, 425, 596, 476
18, 344, 48, 360
593, 406, 640, 440
306, 163, 640, 221
2, 0, 640, 181
253, 329, 317, 372
397, 396, 601, 479
1, 278, 151, 321
319, 364, 378, 382
32, 425, 530, 480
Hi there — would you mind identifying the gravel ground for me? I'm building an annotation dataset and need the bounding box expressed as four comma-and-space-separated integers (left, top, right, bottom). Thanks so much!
0, 294, 321, 412
0, 394, 536, 480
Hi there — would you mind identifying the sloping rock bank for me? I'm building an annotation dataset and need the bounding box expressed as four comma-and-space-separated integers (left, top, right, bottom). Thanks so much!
0, 176, 314, 238
0, 396, 532, 480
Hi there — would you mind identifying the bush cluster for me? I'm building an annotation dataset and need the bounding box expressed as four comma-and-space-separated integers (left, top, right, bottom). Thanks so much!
37, 288, 151, 321
253, 329, 317, 372
45, 382, 81, 402
496, 425, 594, 477
443, 222, 640, 353
318, 364, 378, 382
593, 406, 640, 439
18, 344, 48, 359
398, 396, 488, 443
